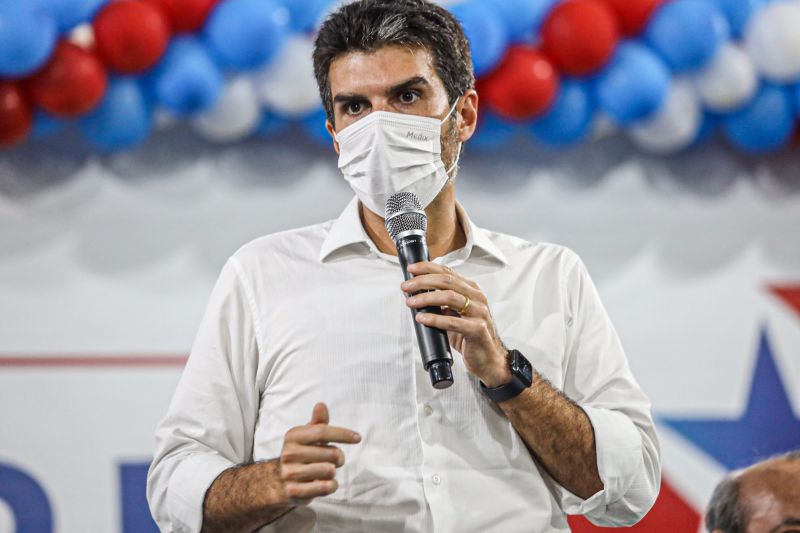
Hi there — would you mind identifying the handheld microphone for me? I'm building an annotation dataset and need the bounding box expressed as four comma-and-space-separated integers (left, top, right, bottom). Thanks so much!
385, 192, 454, 389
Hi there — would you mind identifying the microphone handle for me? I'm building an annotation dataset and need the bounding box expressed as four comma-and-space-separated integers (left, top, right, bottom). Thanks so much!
396, 233, 454, 389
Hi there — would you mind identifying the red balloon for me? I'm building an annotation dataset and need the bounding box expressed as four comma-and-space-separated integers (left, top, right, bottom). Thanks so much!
145, 0, 219, 33
541, 0, 620, 76
94, 0, 171, 74
478, 46, 560, 121
601, 0, 664, 37
25, 41, 108, 118
0, 82, 33, 147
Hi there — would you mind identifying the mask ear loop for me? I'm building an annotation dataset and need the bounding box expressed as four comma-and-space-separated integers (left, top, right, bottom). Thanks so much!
442, 98, 462, 176
445, 142, 462, 177
440, 99, 460, 125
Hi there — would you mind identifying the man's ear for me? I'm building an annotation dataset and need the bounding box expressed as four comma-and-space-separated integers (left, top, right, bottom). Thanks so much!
457, 89, 479, 143
326, 120, 340, 154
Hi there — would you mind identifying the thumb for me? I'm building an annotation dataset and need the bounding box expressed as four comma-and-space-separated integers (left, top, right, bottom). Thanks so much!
309, 402, 329, 425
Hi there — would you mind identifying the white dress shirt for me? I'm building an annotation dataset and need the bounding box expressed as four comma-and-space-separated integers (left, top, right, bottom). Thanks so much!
147, 197, 661, 532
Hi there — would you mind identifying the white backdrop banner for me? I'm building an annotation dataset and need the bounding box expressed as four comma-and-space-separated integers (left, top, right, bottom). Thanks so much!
0, 131, 798, 532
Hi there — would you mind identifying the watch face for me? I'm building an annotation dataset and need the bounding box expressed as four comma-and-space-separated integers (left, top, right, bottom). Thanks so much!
520, 360, 533, 383
510, 350, 533, 385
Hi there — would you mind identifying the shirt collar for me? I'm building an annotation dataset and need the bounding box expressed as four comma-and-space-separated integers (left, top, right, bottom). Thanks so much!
319, 196, 508, 266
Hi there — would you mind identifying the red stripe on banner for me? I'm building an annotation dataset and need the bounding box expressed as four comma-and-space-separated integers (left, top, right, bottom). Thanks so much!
768, 285, 800, 320
0, 355, 188, 368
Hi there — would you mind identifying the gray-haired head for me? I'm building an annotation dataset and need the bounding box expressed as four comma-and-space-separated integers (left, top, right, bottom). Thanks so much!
706, 449, 800, 533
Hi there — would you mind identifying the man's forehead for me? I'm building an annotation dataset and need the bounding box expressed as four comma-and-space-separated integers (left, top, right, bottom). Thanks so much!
329, 45, 441, 95
740, 461, 800, 507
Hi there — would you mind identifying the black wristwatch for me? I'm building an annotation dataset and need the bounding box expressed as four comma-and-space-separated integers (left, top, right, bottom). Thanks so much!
480, 349, 534, 403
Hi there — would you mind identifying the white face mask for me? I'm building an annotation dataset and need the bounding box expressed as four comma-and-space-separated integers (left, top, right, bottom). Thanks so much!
334, 102, 461, 217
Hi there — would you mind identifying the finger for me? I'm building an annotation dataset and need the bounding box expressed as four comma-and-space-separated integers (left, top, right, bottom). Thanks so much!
401, 273, 477, 297
281, 443, 346, 466
281, 462, 338, 482
289, 425, 362, 445
415, 312, 484, 337
406, 290, 484, 316
309, 402, 329, 426
442, 307, 460, 318
406, 261, 444, 275
285, 479, 339, 502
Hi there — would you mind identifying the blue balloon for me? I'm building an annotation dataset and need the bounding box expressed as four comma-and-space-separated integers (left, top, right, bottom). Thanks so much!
794, 82, 800, 117
708, 0, 766, 38
300, 108, 332, 146
0, 2, 57, 77
645, 0, 730, 72
594, 42, 671, 125
450, 1, 509, 76
280, 0, 332, 32
530, 80, 595, 148
691, 112, 721, 147
484, 0, 559, 43
723, 84, 794, 154
79, 77, 153, 152
470, 111, 518, 151
204, 0, 289, 71
257, 110, 291, 137
31, 111, 65, 139
38, 0, 109, 33
151, 37, 224, 116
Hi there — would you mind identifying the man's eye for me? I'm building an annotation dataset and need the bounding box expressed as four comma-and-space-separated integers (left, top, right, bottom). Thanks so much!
399, 91, 419, 104
346, 102, 363, 115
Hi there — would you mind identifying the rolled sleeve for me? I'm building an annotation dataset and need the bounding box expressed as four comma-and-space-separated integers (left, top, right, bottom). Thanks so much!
166, 453, 236, 532
559, 407, 647, 518
147, 256, 263, 532
556, 253, 662, 526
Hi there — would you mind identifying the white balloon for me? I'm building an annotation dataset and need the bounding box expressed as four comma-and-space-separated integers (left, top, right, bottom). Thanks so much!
692, 43, 757, 112
192, 77, 261, 143
68, 23, 95, 48
155, 109, 178, 131
629, 79, 702, 155
745, 1, 800, 82
254, 35, 322, 117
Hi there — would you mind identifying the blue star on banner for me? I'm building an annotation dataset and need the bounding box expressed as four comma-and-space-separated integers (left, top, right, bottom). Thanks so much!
662, 327, 800, 471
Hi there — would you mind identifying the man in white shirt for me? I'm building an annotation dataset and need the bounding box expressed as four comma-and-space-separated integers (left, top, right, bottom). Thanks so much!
147, 0, 661, 531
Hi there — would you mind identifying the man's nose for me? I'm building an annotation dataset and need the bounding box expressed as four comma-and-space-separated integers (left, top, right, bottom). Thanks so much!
370, 98, 392, 113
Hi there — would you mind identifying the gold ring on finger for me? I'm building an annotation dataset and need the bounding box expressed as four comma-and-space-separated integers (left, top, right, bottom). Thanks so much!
458, 295, 471, 315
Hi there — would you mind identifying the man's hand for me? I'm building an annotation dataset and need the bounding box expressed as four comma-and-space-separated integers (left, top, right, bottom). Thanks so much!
278, 403, 361, 505
402, 262, 512, 388
201, 403, 360, 532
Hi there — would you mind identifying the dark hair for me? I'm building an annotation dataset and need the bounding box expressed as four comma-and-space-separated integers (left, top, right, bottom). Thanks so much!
705, 475, 744, 533
705, 450, 800, 532
312, 0, 474, 125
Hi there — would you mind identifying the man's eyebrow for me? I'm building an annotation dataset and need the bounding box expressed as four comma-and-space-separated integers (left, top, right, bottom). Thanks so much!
332, 76, 431, 104
770, 517, 800, 532
386, 76, 431, 95
333, 92, 368, 104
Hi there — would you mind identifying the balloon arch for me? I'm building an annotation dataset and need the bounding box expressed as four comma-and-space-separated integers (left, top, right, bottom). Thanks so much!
1, 0, 799, 155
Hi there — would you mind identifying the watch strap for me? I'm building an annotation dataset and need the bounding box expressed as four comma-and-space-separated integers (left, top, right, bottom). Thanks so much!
480, 349, 533, 403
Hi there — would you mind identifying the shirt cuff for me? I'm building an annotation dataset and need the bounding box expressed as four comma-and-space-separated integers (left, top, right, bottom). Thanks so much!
559, 405, 643, 516
167, 453, 236, 533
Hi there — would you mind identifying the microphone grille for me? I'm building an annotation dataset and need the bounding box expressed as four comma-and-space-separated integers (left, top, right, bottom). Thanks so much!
385, 192, 427, 239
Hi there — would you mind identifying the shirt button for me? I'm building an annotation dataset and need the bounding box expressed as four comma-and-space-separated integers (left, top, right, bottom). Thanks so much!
423, 404, 434, 416
432, 474, 442, 485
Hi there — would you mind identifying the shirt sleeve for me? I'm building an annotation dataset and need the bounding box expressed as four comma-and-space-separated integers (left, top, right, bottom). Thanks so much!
554, 253, 662, 526
147, 256, 263, 533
